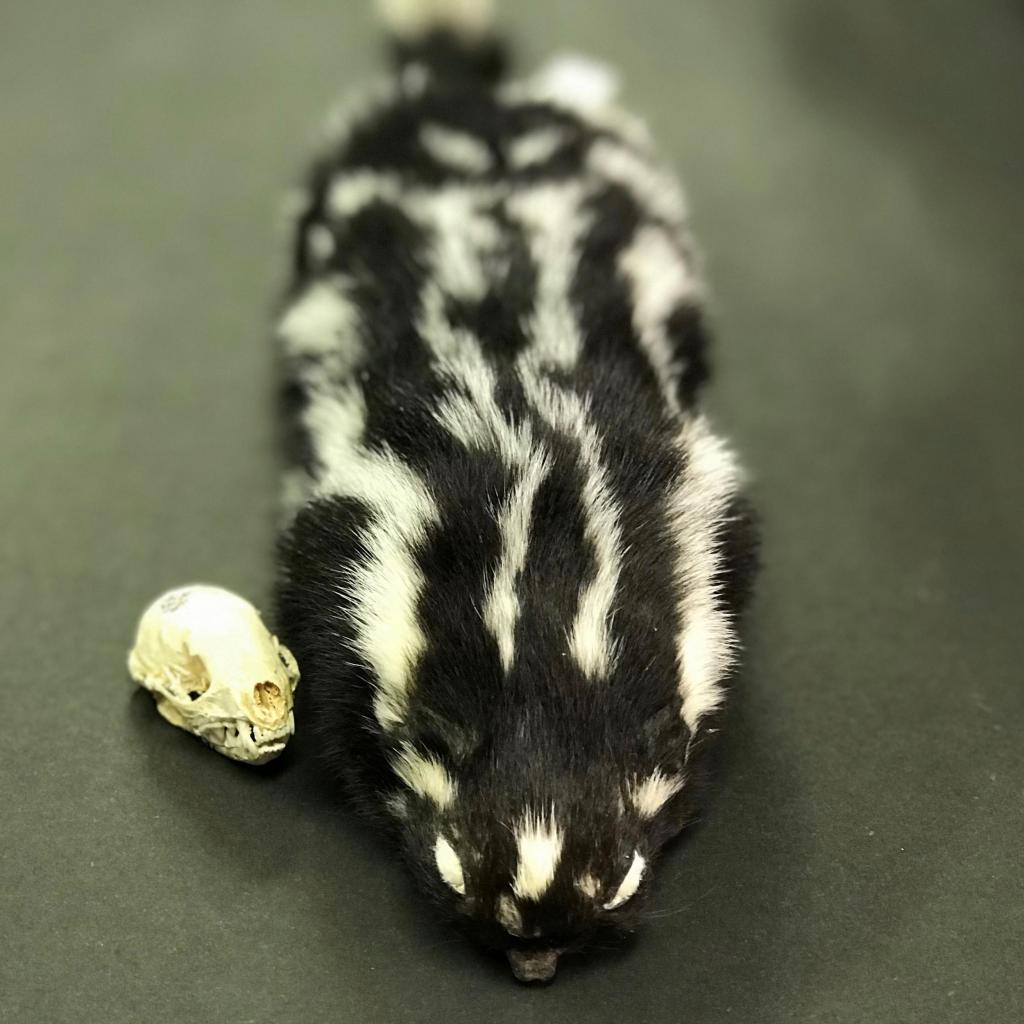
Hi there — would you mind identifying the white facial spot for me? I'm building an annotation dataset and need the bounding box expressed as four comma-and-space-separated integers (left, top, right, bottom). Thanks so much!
631, 770, 684, 818
576, 873, 600, 900
434, 835, 466, 895
603, 851, 646, 911
496, 893, 524, 936
512, 809, 564, 901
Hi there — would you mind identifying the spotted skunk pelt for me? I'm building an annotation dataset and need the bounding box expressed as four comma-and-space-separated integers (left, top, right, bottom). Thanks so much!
275, 0, 758, 983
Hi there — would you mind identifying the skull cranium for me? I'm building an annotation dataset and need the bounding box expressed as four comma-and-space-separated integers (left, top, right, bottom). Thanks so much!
128, 585, 299, 765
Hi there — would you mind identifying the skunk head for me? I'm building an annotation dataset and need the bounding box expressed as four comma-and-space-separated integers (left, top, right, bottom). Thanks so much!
387, 710, 695, 983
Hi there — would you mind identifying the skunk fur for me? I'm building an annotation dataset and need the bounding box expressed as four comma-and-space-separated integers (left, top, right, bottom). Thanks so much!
275, 0, 758, 983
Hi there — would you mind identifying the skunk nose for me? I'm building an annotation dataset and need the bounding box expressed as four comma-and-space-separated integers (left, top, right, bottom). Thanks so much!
507, 948, 559, 983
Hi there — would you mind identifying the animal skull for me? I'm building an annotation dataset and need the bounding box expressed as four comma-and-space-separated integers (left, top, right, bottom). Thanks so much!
128, 585, 300, 765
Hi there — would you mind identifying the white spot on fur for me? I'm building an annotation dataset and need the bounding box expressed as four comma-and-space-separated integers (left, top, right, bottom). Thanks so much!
668, 416, 743, 730
576, 873, 600, 899
513, 809, 564, 901
507, 127, 568, 169
392, 744, 457, 808
277, 279, 360, 360
306, 223, 336, 264
603, 851, 645, 910
420, 123, 493, 175
304, 384, 439, 729
619, 224, 702, 416
484, 449, 551, 671
328, 171, 403, 219
434, 835, 467, 895
496, 893, 525, 936
508, 182, 591, 372
631, 770, 684, 818
378, 0, 495, 42
528, 54, 620, 113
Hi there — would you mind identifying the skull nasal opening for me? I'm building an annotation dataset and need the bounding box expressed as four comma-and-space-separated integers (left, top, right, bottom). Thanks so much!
252, 681, 285, 717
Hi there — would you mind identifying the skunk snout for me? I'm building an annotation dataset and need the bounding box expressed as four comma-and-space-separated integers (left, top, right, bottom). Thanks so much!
507, 948, 559, 983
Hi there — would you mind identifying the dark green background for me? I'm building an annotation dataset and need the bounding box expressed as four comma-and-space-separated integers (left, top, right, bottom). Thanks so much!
2, 2, 1022, 1021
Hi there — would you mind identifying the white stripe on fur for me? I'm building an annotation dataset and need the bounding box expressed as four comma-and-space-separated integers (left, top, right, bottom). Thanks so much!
417, 187, 502, 302
405, 186, 563, 678
392, 744, 457, 807
619, 224, 701, 416
588, 138, 688, 227
630, 769, 684, 818
304, 383, 439, 729
668, 416, 742, 730
521, 373, 623, 679
484, 449, 552, 670
508, 182, 591, 372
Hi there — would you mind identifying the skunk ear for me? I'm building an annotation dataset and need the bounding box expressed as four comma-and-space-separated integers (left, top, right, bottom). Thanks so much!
641, 704, 690, 765
411, 707, 482, 766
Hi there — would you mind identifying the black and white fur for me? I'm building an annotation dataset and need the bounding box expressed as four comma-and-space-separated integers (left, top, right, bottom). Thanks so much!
275, 0, 758, 983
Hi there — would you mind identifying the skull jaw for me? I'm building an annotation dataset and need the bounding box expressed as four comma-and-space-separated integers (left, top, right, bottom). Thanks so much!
153, 697, 295, 765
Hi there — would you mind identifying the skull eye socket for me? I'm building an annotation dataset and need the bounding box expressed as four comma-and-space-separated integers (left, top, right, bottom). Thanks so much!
602, 850, 646, 911
176, 653, 210, 701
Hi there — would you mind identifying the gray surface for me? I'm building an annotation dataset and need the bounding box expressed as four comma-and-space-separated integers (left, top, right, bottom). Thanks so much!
2, 1, 1023, 1021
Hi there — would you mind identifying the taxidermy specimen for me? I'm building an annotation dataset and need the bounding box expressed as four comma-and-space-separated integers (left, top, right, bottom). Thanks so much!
276, 0, 758, 983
